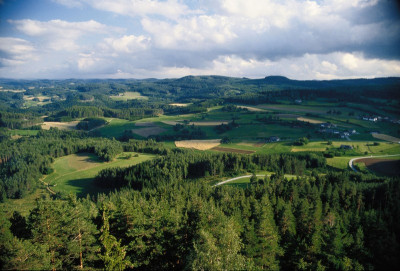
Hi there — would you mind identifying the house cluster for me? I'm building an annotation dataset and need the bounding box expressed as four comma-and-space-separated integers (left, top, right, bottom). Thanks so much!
360, 115, 400, 124
361, 115, 378, 122
267, 136, 280, 142
318, 122, 357, 138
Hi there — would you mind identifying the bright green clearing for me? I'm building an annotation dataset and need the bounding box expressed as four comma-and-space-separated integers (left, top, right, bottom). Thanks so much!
8, 129, 39, 136
43, 152, 154, 196
109, 91, 148, 101
94, 118, 137, 138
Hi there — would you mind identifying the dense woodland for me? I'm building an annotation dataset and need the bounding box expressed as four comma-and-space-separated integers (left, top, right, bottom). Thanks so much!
1, 76, 400, 270
1, 170, 399, 270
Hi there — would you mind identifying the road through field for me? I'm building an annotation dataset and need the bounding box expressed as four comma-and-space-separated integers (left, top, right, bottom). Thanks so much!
213, 175, 266, 186
349, 154, 400, 173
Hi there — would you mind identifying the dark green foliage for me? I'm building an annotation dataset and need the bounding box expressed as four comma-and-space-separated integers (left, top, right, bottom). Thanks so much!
1, 158, 400, 270
221, 136, 231, 144
77, 117, 107, 130
293, 137, 309, 146
93, 152, 325, 190
0, 111, 42, 129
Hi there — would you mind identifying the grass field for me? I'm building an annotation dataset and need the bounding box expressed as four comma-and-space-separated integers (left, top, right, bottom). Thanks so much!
43, 152, 154, 196
372, 133, 400, 143
95, 118, 136, 138
326, 156, 353, 170
7, 129, 39, 136
109, 91, 148, 101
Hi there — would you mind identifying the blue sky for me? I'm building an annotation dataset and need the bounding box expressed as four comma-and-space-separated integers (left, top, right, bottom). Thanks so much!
0, 0, 400, 79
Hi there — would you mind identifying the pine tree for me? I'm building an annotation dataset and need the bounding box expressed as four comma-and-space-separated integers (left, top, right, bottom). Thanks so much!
253, 195, 282, 270
99, 207, 131, 271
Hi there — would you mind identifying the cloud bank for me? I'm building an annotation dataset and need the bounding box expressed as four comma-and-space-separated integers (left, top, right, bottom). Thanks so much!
1, 0, 400, 79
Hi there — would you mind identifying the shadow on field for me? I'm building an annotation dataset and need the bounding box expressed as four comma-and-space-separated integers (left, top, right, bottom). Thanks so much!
67, 177, 111, 197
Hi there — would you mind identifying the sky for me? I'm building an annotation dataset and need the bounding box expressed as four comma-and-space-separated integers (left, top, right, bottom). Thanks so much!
0, 0, 400, 80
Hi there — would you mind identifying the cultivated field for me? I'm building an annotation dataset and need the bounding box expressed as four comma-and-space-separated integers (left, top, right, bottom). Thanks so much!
212, 146, 255, 154
175, 139, 221, 150
237, 106, 267, 112
372, 133, 400, 143
135, 122, 157, 127
169, 103, 190, 107
238, 141, 265, 147
109, 91, 148, 101
297, 117, 324, 124
41, 121, 79, 130
95, 118, 136, 138
163, 120, 229, 126
132, 127, 166, 137
355, 157, 400, 176
291, 147, 326, 152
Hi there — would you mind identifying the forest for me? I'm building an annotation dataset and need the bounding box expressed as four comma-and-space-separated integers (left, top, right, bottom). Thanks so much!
0, 76, 399, 270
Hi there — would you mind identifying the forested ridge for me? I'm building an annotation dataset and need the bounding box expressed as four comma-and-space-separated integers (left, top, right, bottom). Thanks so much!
1, 172, 399, 270
1, 76, 400, 270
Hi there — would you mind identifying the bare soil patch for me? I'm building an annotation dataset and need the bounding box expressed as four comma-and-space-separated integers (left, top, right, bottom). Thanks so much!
372, 133, 400, 143
356, 158, 400, 176
297, 117, 324, 124
211, 147, 255, 154
175, 139, 221, 150
132, 127, 166, 137
42, 121, 79, 130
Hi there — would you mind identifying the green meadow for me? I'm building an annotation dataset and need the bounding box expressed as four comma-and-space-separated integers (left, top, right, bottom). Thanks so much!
43, 152, 154, 196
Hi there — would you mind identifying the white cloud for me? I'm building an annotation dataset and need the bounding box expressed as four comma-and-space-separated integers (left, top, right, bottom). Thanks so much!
0, 37, 37, 66
103, 35, 151, 53
142, 15, 236, 50
1, 0, 399, 79
90, 52, 400, 80
9, 19, 122, 51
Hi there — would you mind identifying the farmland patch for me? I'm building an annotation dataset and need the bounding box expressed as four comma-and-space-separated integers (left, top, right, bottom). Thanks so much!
237, 106, 267, 112
109, 91, 148, 101
297, 117, 324, 124
211, 146, 255, 154
163, 120, 229, 126
355, 158, 400, 177
372, 133, 400, 143
42, 121, 79, 130
169, 103, 191, 107
132, 127, 166, 137
175, 139, 221, 150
